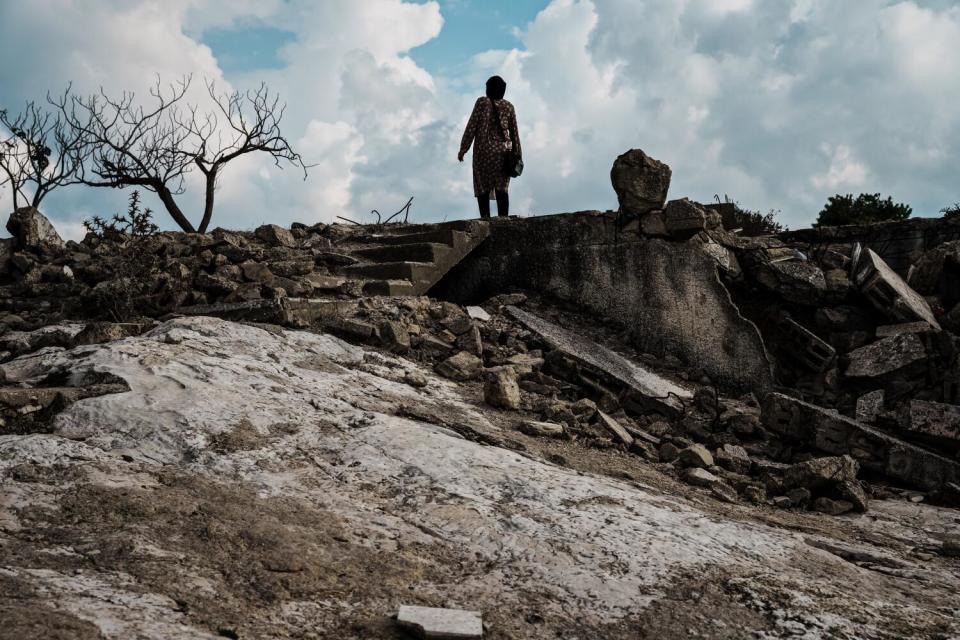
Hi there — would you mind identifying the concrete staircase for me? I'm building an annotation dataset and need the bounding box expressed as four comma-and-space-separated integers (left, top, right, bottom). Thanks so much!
338, 219, 490, 296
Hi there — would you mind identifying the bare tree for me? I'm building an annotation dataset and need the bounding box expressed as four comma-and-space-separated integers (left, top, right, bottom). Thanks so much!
53, 76, 198, 232
52, 75, 308, 234
0, 100, 87, 212
181, 80, 307, 233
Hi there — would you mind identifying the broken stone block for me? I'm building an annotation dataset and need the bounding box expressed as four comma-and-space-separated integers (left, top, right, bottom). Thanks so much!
682, 467, 719, 487
195, 272, 238, 296
379, 320, 411, 354
855, 390, 885, 424
784, 455, 859, 491
812, 497, 854, 516
435, 351, 483, 382
678, 443, 714, 469
837, 480, 869, 512
255, 224, 297, 248
662, 198, 720, 240
752, 259, 827, 306
396, 605, 482, 640
715, 444, 751, 475
875, 321, 938, 339
776, 315, 836, 373
570, 398, 598, 421
640, 210, 668, 236
484, 368, 521, 410
844, 333, 927, 382
854, 248, 940, 329
519, 419, 564, 437
596, 411, 633, 447
506, 306, 692, 416
901, 400, 960, 445
465, 306, 490, 322
610, 149, 672, 216
6, 206, 64, 252
762, 392, 960, 491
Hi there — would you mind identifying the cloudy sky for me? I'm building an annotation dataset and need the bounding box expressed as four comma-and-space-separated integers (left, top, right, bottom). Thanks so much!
1, 0, 958, 239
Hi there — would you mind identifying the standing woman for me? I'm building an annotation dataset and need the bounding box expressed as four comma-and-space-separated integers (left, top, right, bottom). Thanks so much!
458, 75, 521, 218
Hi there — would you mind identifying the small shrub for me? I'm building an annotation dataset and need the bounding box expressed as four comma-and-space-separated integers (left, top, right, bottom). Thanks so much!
815, 193, 911, 227
720, 201, 786, 236
83, 191, 162, 321
941, 203, 960, 220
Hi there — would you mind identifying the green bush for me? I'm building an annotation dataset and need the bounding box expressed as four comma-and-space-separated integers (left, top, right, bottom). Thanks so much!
815, 193, 911, 227
941, 203, 960, 220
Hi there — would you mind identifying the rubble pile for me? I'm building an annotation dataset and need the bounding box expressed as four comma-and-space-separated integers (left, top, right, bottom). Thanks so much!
2, 150, 960, 523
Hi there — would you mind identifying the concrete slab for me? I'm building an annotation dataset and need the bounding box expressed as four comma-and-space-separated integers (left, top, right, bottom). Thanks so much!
396, 605, 483, 640
844, 333, 927, 381
762, 392, 960, 491
854, 248, 940, 329
506, 306, 692, 416
902, 400, 960, 445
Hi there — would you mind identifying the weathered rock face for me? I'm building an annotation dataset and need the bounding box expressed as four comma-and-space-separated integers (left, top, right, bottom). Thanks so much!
6, 206, 65, 252
2, 317, 958, 638
610, 149, 672, 217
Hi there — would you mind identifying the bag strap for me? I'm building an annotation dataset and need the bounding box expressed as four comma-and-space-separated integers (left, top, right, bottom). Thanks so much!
489, 97, 509, 144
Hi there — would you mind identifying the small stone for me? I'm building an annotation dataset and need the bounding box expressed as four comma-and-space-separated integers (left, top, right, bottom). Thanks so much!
812, 497, 854, 516
742, 485, 766, 504
678, 443, 714, 469
484, 368, 521, 410
435, 351, 483, 381
710, 482, 739, 503
714, 444, 751, 475
465, 306, 491, 322
659, 442, 679, 463
396, 605, 482, 640
570, 398, 598, 420
404, 370, 428, 388
682, 467, 719, 487
241, 261, 275, 283
519, 420, 564, 437
836, 480, 869, 513
786, 487, 812, 507
379, 320, 411, 354
772, 496, 793, 509
255, 224, 296, 248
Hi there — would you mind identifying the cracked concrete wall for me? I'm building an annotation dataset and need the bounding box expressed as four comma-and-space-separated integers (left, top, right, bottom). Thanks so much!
432, 212, 773, 391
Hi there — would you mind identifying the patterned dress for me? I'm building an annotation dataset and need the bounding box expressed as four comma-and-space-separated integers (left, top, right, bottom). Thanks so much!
459, 97, 522, 198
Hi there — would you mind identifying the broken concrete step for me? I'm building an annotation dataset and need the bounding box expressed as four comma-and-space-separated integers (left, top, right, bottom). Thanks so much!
854, 248, 940, 330
340, 260, 436, 282
351, 242, 452, 264
362, 279, 418, 296
363, 227, 467, 247
506, 305, 692, 416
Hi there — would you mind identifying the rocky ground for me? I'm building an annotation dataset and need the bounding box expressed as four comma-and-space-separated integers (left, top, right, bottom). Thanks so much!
1, 313, 959, 639
2, 192, 960, 638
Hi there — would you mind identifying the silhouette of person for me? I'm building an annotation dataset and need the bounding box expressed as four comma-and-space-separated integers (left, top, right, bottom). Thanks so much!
458, 75, 521, 218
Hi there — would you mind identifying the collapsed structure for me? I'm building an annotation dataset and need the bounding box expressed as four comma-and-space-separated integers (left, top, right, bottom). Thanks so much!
2, 149, 960, 637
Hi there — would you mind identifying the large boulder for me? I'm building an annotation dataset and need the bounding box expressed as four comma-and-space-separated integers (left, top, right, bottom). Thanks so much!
6, 206, 64, 253
610, 149, 671, 217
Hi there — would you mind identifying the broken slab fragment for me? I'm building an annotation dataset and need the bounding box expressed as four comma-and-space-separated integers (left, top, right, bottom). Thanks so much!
596, 411, 633, 447
856, 390, 885, 424
875, 321, 939, 339
751, 258, 827, 306
854, 248, 940, 329
776, 315, 836, 373
762, 392, 960, 491
844, 333, 927, 381
518, 419, 564, 437
396, 605, 483, 640
662, 198, 721, 240
901, 400, 960, 446
506, 306, 692, 416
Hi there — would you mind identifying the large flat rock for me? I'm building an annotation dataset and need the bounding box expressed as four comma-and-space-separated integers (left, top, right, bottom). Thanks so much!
0, 318, 957, 638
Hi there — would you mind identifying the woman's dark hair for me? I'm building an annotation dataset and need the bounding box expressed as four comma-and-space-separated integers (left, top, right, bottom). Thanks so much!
485, 75, 507, 100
